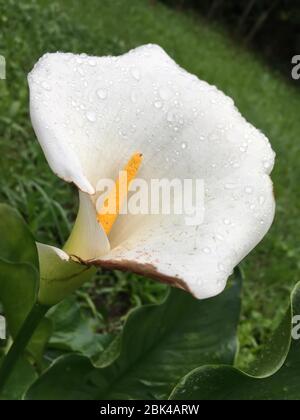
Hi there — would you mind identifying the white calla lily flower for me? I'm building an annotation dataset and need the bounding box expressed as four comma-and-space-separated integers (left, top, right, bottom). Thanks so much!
28, 44, 275, 305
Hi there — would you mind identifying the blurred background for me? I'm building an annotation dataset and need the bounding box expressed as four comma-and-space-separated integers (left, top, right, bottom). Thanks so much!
162, 0, 300, 84
0, 0, 299, 368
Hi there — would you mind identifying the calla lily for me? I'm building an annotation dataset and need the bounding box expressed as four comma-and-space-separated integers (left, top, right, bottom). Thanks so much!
28, 44, 275, 306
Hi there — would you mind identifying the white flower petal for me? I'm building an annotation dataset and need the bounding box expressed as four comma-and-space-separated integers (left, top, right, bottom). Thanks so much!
29, 45, 275, 299
63, 191, 110, 260
37, 242, 94, 305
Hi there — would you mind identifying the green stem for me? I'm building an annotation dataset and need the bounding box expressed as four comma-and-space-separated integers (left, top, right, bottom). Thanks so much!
0, 303, 49, 393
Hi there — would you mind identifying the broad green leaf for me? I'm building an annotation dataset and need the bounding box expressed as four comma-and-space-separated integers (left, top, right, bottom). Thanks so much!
0, 204, 39, 268
0, 204, 52, 363
0, 262, 39, 338
169, 282, 300, 400
47, 296, 111, 358
0, 356, 37, 400
26, 272, 242, 400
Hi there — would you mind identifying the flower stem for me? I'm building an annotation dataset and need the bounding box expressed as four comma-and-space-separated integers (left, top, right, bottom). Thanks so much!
0, 303, 49, 393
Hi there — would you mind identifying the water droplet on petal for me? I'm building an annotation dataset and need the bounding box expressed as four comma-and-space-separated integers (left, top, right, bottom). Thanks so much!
86, 111, 96, 122
159, 87, 170, 100
119, 129, 127, 138
154, 100, 163, 109
202, 247, 211, 254
263, 159, 272, 169
224, 183, 236, 190
181, 142, 187, 150
131, 67, 140, 81
78, 67, 85, 76
88, 58, 96, 66
130, 91, 137, 103
259, 195, 266, 205
42, 81, 51, 91
245, 186, 253, 194
218, 263, 226, 272
97, 89, 107, 100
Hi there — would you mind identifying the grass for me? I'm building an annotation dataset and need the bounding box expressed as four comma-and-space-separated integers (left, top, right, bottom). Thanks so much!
0, 0, 299, 368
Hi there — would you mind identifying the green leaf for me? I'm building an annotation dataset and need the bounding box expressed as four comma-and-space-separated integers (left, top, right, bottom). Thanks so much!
169, 282, 300, 400
0, 204, 52, 363
0, 204, 39, 268
47, 296, 111, 358
26, 272, 242, 400
0, 356, 37, 400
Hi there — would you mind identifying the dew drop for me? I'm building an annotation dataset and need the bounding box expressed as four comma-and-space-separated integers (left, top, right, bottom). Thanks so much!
97, 89, 107, 100
202, 247, 211, 254
131, 67, 140, 81
259, 195, 266, 205
154, 100, 163, 109
130, 124, 137, 133
159, 87, 170, 100
119, 129, 127, 138
217, 278, 226, 287
78, 67, 85, 76
42, 81, 51, 91
86, 111, 96, 122
263, 159, 272, 169
130, 91, 137, 103
181, 142, 187, 150
88, 58, 96, 66
223, 218, 231, 225
224, 183, 236, 190
245, 186, 253, 194
218, 263, 226, 272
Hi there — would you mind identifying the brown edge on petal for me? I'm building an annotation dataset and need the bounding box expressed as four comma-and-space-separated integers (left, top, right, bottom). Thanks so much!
76, 256, 193, 296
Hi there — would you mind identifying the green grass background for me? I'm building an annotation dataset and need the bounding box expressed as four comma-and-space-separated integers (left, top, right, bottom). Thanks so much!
0, 0, 299, 368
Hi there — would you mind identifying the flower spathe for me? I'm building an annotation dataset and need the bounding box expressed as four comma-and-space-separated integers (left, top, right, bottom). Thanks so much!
28, 44, 275, 305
